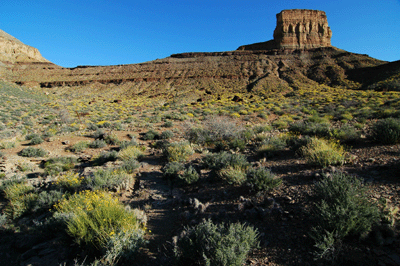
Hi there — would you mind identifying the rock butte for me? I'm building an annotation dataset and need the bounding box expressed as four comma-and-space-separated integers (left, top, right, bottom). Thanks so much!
238, 9, 332, 51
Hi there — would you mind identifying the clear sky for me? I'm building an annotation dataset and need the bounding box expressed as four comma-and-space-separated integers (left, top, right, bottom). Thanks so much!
1, 0, 399, 67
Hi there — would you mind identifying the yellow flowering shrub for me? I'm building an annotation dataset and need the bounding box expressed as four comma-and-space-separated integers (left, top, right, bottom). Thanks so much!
55, 171, 84, 190
54, 190, 146, 251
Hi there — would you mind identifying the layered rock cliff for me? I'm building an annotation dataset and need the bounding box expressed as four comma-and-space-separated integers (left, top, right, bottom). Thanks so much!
0, 29, 49, 63
274, 9, 332, 49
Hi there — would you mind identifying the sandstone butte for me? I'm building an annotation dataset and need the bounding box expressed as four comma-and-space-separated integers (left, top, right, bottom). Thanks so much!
0, 9, 397, 100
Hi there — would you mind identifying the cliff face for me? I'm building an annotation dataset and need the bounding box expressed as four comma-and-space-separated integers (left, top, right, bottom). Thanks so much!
0, 29, 49, 63
238, 9, 332, 51
273, 9, 332, 49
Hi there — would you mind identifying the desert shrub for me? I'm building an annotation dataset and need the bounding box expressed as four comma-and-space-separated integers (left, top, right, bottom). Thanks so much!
68, 141, 89, 153
246, 167, 281, 192
289, 120, 331, 138
162, 162, 185, 180
118, 145, 145, 161
89, 139, 107, 149
119, 139, 138, 150
0, 141, 16, 149
217, 166, 247, 185
111, 122, 124, 131
311, 172, 380, 260
371, 118, 400, 144
19, 147, 48, 157
160, 130, 174, 140
44, 157, 78, 176
286, 135, 312, 153
92, 129, 105, 139
299, 137, 346, 167
178, 165, 200, 185
118, 158, 140, 174
55, 171, 84, 191
32, 190, 63, 212
163, 141, 194, 162
257, 134, 287, 156
25, 133, 40, 141
253, 124, 273, 134
104, 133, 120, 145
185, 116, 249, 149
29, 136, 44, 145
87, 123, 99, 131
84, 168, 133, 191
92, 150, 118, 166
174, 219, 258, 266
163, 121, 173, 128
330, 124, 361, 143
3, 182, 37, 219
203, 151, 249, 171
143, 129, 159, 140
16, 161, 34, 172
53, 190, 146, 254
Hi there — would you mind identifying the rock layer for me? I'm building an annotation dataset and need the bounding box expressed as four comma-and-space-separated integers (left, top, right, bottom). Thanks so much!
0, 29, 49, 63
273, 9, 332, 49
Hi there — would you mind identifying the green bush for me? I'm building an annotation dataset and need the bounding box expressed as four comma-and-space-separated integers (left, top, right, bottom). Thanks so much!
299, 137, 346, 167
330, 124, 361, 143
119, 158, 141, 174
118, 145, 145, 161
29, 136, 44, 145
54, 190, 146, 255
44, 157, 78, 176
68, 141, 89, 153
25, 133, 40, 141
178, 165, 200, 185
203, 151, 249, 171
19, 147, 48, 157
160, 130, 174, 140
371, 118, 400, 144
119, 139, 138, 150
162, 162, 185, 180
0, 141, 16, 149
104, 133, 120, 145
89, 139, 107, 148
257, 134, 287, 156
311, 172, 380, 260
92, 150, 118, 166
33, 190, 63, 212
174, 219, 258, 266
217, 166, 247, 185
143, 129, 159, 140
84, 168, 133, 191
3, 182, 37, 219
246, 167, 281, 192
185, 116, 249, 149
164, 141, 194, 162
289, 120, 331, 137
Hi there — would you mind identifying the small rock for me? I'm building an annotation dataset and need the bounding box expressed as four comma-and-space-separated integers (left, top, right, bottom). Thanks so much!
61, 140, 70, 145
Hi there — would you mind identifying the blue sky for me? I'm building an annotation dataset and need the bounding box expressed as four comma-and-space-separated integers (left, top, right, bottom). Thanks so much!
1, 0, 399, 67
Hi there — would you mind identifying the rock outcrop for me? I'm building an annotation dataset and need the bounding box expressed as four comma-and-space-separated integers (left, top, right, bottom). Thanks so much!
0, 29, 49, 63
273, 9, 332, 49
238, 9, 332, 51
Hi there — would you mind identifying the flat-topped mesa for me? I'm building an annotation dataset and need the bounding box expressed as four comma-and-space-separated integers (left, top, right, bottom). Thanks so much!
273, 9, 332, 49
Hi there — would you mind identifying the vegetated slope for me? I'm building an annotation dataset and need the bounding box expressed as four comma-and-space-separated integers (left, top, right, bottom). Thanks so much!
5, 47, 389, 102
